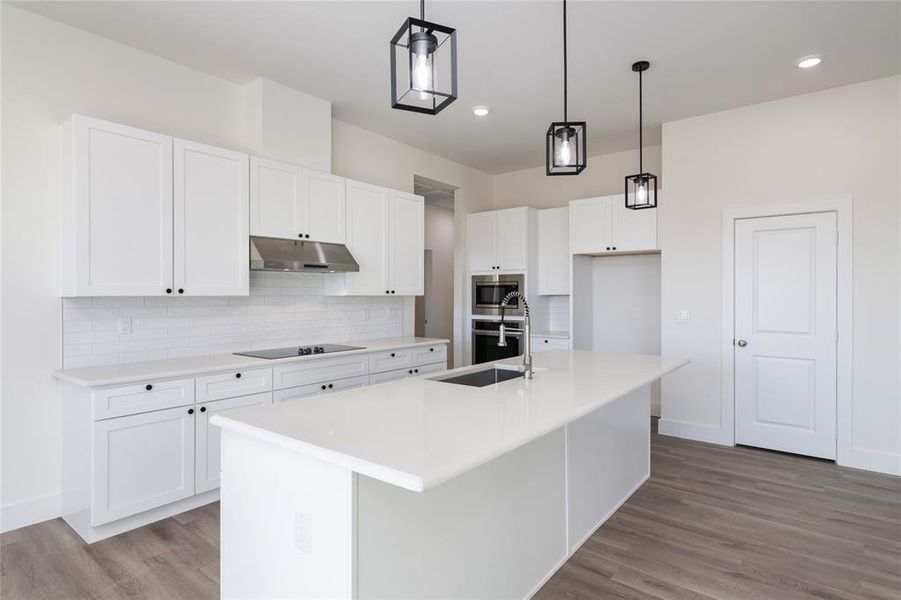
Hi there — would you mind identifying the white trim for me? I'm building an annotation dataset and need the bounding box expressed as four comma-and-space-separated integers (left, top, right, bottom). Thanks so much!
1, 492, 62, 533
720, 197, 853, 461
658, 418, 732, 445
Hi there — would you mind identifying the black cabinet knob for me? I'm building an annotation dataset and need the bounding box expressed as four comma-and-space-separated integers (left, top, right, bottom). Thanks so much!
145, 384, 153, 391
391, 290, 396, 294
328, 384, 333, 389
305, 234, 310, 239
414, 369, 419, 373
200, 406, 207, 413
188, 408, 194, 415
390, 352, 395, 357
544, 339, 548, 343
430, 348, 434, 352
605, 247, 610, 251
408, 369, 413, 374
166, 288, 173, 294
612, 246, 617, 250
321, 384, 327, 390
178, 288, 184, 294
235, 373, 242, 379
386, 290, 390, 294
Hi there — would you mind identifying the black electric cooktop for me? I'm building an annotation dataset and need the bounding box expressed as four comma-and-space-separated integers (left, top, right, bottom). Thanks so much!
234, 344, 364, 360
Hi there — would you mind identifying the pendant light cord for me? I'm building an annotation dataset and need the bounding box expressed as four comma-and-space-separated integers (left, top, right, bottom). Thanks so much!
639, 67, 643, 174
420, 0, 425, 20
562, 0, 568, 124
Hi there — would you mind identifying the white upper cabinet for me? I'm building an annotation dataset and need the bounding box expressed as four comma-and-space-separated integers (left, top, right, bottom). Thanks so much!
467, 207, 531, 272
303, 170, 346, 244
62, 116, 250, 297
389, 191, 424, 295
570, 194, 657, 255
174, 139, 249, 296
62, 115, 174, 296
326, 181, 423, 296
538, 207, 570, 295
250, 157, 346, 243
467, 212, 497, 272
250, 157, 300, 240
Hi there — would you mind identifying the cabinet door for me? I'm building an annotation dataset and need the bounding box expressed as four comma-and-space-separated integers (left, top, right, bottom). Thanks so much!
344, 180, 390, 295
66, 116, 173, 296
195, 392, 272, 493
302, 169, 346, 244
389, 191, 424, 295
538, 207, 570, 294
92, 406, 195, 526
467, 212, 497, 272
494, 208, 529, 271
250, 157, 301, 240
570, 197, 614, 254
613, 196, 658, 252
174, 139, 249, 296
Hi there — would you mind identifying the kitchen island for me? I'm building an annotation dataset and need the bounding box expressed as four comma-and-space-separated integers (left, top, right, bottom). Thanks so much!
212, 350, 688, 599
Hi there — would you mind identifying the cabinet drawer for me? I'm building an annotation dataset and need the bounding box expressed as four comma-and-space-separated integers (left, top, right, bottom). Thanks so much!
274, 374, 370, 403
411, 344, 446, 367
92, 378, 194, 420
273, 356, 369, 390
195, 367, 272, 403
531, 336, 570, 353
414, 362, 446, 376
369, 368, 411, 385
369, 348, 413, 374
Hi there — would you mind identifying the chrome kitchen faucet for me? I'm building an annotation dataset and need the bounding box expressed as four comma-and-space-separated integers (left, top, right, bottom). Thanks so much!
497, 291, 532, 379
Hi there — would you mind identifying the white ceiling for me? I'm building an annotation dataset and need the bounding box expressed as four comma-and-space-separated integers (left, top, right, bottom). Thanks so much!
16, 1, 900, 174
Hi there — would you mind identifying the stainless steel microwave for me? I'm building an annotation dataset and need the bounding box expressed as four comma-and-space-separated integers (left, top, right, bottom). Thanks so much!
471, 274, 524, 317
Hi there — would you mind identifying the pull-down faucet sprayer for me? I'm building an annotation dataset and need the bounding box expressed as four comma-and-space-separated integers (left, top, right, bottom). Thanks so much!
497, 291, 532, 379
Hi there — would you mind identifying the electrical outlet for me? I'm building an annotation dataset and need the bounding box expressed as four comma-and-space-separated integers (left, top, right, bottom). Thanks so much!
632, 306, 641, 319
676, 310, 690, 323
118, 316, 133, 335
294, 511, 312, 553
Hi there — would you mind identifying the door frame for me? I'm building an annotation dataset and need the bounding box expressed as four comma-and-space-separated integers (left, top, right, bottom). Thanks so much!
721, 197, 852, 462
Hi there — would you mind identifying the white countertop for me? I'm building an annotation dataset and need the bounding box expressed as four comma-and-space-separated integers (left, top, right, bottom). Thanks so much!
52, 337, 449, 388
212, 351, 688, 492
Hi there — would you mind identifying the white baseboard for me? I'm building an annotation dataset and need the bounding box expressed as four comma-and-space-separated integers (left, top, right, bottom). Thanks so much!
839, 446, 901, 477
1, 492, 61, 533
658, 418, 733, 446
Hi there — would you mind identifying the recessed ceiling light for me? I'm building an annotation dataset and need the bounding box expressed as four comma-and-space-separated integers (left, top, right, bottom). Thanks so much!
796, 54, 824, 69
472, 105, 490, 117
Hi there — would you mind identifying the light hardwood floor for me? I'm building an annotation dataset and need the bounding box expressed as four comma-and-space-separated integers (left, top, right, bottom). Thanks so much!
2, 421, 900, 599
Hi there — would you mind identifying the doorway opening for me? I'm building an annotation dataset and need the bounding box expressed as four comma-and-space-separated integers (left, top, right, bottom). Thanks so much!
414, 176, 457, 367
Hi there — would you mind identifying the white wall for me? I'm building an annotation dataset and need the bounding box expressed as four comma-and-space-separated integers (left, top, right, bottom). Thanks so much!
493, 146, 662, 209
422, 203, 455, 365
0, 5, 495, 531
659, 76, 901, 474
592, 255, 662, 415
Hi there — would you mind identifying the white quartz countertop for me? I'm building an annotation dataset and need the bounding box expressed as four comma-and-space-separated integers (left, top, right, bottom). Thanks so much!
52, 337, 449, 388
212, 351, 688, 492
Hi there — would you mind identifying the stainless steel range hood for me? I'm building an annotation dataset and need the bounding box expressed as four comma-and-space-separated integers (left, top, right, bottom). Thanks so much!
250, 236, 359, 273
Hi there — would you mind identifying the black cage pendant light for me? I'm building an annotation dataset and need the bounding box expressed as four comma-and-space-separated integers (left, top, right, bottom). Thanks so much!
390, 0, 457, 115
625, 61, 657, 209
546, 0, 586, 176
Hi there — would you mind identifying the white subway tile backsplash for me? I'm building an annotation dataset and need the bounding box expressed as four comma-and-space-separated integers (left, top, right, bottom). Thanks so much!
62, 272, 404, 367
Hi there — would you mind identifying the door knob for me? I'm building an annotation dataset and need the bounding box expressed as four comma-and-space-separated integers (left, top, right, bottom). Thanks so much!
737, 339, 748, 347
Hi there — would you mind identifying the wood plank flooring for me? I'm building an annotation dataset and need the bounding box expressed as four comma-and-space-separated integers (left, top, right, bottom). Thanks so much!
3, 421, 899, 599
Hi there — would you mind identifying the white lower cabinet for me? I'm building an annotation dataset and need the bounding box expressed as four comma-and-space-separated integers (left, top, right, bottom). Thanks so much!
195, 392, 272, 494
531, 336, 570, 353
275, 374, 370, 403
370, 359, 447, 383
92, 405, 196, 526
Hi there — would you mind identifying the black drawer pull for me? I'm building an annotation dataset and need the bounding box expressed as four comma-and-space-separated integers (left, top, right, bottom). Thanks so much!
321, 384, 327, 390
188, 408, 194, 415
328, 384, 333, 389
235, 373, 242, 379
200, 406, 206, 413
390, 352, 395, 358
430, 348, 434, 352
145, 384, 153, 391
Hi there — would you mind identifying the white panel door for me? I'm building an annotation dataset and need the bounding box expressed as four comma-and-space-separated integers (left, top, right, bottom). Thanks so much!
614, 196, 657, 252
734, 212, 837, 459
494, 208, 528, 271
538, 207, 570, 295
250, 157, 301, 240
467, 212, 497, 272
69, 116, 173, 296
344, 180, 390, 295
195, 392, 272, 493
92, 405, 195, 526
173, 139, 249, 296
302, 169, 346, 244
389, 191, 424, 295
570, 197, 613, 255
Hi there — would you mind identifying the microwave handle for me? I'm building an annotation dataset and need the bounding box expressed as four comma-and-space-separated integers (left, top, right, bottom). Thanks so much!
473, 328, 525, 335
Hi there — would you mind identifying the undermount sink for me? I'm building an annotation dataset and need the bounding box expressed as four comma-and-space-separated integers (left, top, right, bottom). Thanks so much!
433, 366, 525, 388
